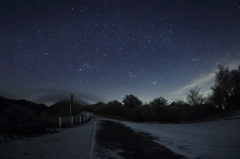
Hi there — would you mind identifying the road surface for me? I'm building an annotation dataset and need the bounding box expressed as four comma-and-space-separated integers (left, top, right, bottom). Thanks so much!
0, 119, 96, 159
0, 117, 183, 159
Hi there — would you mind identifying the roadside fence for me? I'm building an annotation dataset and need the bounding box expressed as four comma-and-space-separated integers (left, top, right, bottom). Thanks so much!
58, 113, 90, 128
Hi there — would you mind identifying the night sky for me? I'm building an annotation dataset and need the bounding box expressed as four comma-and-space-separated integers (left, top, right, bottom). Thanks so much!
1, 0, 240, 105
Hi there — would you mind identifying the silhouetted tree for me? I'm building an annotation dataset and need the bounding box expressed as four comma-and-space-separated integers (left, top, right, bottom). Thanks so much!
139, 104, 152, 121
149, 97, 167, 121
106, 100, 124, 116
211, 65, 232, 110
186, 85, 206, 106
173, 98, 186, 105
230, 68, 240, 109
204, 93, 214, 105
150, 97, 168, 107
165, 102, 192, 122
122, 94, 142, 108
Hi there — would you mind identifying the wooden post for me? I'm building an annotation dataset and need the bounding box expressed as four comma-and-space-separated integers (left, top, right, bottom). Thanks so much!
59, 117, 62, 128
70, 116, 73, 126
70, 94, 73, 117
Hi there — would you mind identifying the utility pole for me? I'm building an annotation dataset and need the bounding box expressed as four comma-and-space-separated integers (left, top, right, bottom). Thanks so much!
70, 94, 73, 117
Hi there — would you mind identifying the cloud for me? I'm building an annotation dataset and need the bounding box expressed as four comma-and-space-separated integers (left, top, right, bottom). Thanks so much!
170, 71, 215, 99
226, 59, 240, 70
25, 87, 103, 106
215, 56, 240, 70
182, 73, 215, 90
170, 59, 239, 100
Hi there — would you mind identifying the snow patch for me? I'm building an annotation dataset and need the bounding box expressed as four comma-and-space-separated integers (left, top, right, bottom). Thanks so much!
120, 117, 240, 159
0, 120, 97, 159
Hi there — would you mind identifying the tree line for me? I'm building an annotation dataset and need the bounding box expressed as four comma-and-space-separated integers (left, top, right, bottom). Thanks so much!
84, 65, 240, 122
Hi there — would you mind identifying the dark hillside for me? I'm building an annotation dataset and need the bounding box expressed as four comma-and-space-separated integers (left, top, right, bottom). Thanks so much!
0, 96, 47, 112
0, 96, 85, 135
47, 100, 83, 117
82, 102, 106, 112
0, 96, 48, 133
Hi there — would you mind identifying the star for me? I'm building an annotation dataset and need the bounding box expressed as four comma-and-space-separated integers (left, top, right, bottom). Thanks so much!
0, 0, 239, 105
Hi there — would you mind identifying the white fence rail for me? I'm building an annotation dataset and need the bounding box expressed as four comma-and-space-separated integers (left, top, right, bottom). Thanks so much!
59, 113, 90, 128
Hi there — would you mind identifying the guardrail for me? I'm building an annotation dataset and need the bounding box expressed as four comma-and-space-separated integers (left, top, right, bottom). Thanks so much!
58, 113, 90, 128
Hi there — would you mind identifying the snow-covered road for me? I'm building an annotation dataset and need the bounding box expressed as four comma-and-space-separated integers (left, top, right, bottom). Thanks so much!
0, 119, 97, 159
120, 117, 240, 159
1, 116, 240, 159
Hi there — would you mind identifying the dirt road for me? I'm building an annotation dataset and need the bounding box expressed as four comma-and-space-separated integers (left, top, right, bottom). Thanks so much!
0, 119, 96, 159
94, 120, 184, 159
0, 117, 184, 159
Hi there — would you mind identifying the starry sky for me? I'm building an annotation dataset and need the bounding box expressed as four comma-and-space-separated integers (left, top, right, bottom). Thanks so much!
0, 0, 240, 106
